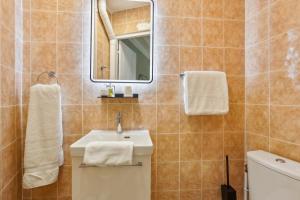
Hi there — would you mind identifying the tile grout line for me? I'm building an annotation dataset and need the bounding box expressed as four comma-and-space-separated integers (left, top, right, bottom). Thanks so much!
56, 0, 59, 198
267, 0, 271, 153
221, 0, 226, 188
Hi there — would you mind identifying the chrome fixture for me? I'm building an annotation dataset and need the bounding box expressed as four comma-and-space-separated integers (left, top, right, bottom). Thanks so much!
116, 112, 122, 134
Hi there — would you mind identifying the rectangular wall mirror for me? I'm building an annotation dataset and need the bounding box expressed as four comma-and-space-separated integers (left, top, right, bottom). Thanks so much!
90, 0, 154, 83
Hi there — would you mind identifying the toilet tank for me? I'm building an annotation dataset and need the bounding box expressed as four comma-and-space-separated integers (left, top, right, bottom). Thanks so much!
247, 150, 300, 200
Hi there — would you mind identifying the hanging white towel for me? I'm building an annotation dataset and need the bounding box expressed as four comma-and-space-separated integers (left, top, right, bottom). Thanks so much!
183, 71, 229, 115
23, 84, 63, 189
83, 141, 134, 166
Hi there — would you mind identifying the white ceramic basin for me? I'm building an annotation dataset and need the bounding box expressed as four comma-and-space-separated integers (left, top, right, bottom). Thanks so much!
70, 129, 153, 156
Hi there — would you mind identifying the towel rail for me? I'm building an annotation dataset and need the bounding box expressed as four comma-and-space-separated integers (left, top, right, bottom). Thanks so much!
36, 71, 59, 84
79, 162, 143, 168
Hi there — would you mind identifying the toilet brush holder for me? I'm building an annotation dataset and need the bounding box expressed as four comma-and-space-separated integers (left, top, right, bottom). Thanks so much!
221, 155, 237, 200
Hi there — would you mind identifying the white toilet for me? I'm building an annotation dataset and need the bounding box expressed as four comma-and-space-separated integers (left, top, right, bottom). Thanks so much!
247, 150, 300, 200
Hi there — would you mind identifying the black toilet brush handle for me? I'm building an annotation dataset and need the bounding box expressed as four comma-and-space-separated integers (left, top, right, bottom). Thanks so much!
226, 155, 230, 187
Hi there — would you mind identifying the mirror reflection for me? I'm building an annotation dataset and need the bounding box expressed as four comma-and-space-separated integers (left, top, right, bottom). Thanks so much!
92, 0, 153, 83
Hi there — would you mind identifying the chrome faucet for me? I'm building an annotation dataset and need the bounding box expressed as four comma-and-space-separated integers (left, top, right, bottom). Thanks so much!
116, 112, 122, 134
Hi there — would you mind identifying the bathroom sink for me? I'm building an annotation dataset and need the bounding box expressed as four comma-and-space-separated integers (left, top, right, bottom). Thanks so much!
70, 130, 153, 156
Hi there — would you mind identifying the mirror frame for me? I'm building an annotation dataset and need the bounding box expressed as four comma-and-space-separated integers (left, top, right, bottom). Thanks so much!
90, 0, 154, 84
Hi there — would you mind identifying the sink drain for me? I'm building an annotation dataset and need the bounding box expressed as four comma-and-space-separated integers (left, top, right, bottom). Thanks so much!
124, 136, 130, 139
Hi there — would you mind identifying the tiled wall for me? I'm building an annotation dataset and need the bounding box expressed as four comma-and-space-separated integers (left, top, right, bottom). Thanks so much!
0, 0, 23, 198
245, 0, 300, 162
21, 0, 245, 200
111, 5, 151, 36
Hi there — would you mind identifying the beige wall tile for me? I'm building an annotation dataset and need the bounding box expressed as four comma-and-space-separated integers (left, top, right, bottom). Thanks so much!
225, 48, 245, 76
1, 67, 16, 106
203, 0, 223, 18
156, 17, 180, 45
270, 139, 300, 162
246, 0, 268, 19
62, 105, 82, 135
202, 161, 224, 189
32, 183, 58, 199
180, 18, 202, 46
203, 48, 224, 70
31, 0, 57, 10
1, 107, 16, 147
202, 133, 223, 160
203, 19, 223, 47
227, 76, 245, 104
245, 9, 268, 46
157, 191, 179, 200
246, 105, 269, 136
202, 189, 221, 200
157, 105, 179, 133
60, 74, 83, 105
224, 0, 245, 20
180, 162, 201, 190
224, 104, 245, 132
157, 75, 180, 104
180, 47, 202, 72
270, 106, 300, 144
83, 105, 108, 132
180, 109, 203, 133
58, 166, 72, 199
30, 42, 56, 73
31, 11, 56, 41
2, 142, 17, 188
247, 133, 269, 151
132, 104, 157, 133
156, 46, 180, 75
157, 134, 179, 162
246, 73, 269, 104
180, 190, 202, 200
224, 20, 244, 48
157, 162, 179, 191
180, 134, 202, 161
180, 0, 201, 17
157, 0, 180, 16
270, 71, 300, 105
57, 43, 83, 74
58, 0, 83, 12
245, 42, 268, 75
1, 0, 15, 31
57, 13, 83, 43
270, 0, 300, 37
224, 132, 244, 159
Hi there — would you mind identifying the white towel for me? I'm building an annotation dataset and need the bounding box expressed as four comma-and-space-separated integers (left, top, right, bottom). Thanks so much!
23, 84, 63, 189
83, 141, 134, 166
183, 71, 229, 115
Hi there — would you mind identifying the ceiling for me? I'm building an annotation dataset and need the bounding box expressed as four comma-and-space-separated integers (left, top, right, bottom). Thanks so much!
107, 0, 149, 13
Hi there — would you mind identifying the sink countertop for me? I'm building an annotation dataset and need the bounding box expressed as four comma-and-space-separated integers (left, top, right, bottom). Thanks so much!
70, 130, 153, 157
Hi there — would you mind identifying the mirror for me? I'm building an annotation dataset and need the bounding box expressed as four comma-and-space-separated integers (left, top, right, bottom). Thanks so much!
91, 0, 154, 83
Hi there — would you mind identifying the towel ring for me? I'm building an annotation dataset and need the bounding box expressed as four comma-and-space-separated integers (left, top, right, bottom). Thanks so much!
36, 71, 59, 84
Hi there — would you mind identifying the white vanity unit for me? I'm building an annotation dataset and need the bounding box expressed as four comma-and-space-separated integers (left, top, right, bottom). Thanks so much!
70, 130, 153, 200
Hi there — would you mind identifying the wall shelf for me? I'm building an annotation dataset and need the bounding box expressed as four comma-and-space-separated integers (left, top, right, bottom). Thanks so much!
98, 93, 139, 99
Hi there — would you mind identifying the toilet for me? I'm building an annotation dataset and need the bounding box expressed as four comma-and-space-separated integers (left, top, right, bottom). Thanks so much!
247, 150, 300, 200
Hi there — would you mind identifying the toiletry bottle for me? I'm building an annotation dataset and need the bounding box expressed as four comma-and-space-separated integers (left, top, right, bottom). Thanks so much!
107, 84, 115, 98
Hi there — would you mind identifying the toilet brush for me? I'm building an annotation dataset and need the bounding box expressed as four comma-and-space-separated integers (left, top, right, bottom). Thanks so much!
221, 155, 237, 200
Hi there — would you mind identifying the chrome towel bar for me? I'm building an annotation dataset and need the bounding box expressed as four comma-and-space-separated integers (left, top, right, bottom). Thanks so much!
79, 162, 143, 168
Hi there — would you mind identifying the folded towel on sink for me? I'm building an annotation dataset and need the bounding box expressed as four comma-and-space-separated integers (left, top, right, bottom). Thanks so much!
83, 141, 134, 166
